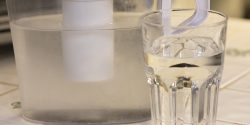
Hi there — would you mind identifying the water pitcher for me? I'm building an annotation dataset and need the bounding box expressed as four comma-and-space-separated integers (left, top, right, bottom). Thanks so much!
6, 0, 160, 124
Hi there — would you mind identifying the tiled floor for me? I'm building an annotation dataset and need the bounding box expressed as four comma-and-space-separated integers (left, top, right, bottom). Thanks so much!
218, 89, 250, 125
1, 51, 249, 125
221, 57, 250, 88
0, 83, 17, 96
228, 73, 250, 92
1, 18, 250, 125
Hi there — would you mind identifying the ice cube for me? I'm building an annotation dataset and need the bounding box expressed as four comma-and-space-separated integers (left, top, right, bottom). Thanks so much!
150, 36, 220, 58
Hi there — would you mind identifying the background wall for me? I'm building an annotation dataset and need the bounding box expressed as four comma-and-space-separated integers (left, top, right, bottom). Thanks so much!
1, 0, 250, 45
173, 0, 249, 18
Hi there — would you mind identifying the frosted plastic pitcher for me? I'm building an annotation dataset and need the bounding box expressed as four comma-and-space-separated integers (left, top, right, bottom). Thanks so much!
6, 0, 160, 124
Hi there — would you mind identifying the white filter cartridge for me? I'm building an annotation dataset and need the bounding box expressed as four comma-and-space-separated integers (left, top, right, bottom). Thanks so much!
62, 0, 114, 82
63, 0, 113, 28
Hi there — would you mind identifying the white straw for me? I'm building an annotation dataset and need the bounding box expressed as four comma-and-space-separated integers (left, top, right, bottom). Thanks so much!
162, 0, 172, 35
161, 0, 209, 34
173, 0, 210, 34
179, 0, 209, 26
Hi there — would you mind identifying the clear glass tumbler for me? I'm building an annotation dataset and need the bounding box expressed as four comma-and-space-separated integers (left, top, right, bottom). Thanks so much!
142, 10, 227, 125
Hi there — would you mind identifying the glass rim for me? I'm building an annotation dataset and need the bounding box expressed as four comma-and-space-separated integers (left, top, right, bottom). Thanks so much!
142, 9, 228, 29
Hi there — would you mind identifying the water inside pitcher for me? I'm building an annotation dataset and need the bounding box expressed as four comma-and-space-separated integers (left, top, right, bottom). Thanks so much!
6, 0, 160, 124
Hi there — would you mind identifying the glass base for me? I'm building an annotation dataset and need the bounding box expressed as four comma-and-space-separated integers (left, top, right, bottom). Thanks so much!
22, 109, 151, 124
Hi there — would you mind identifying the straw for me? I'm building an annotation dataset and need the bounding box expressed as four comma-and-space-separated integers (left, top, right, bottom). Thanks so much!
180, 0, 210, 26
161, 0, 210, 34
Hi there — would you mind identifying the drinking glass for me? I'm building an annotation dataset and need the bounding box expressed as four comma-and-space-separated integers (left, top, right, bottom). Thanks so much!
141, 10, 227, 125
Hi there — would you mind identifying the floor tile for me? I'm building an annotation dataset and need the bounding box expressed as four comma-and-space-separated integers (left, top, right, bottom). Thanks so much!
227, 72, 250, 92
0, 90, 20, 122
217, 120, 243, 125
0, 83, 17, 96
220, 56, 250, 89
217, 89, 250, 125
